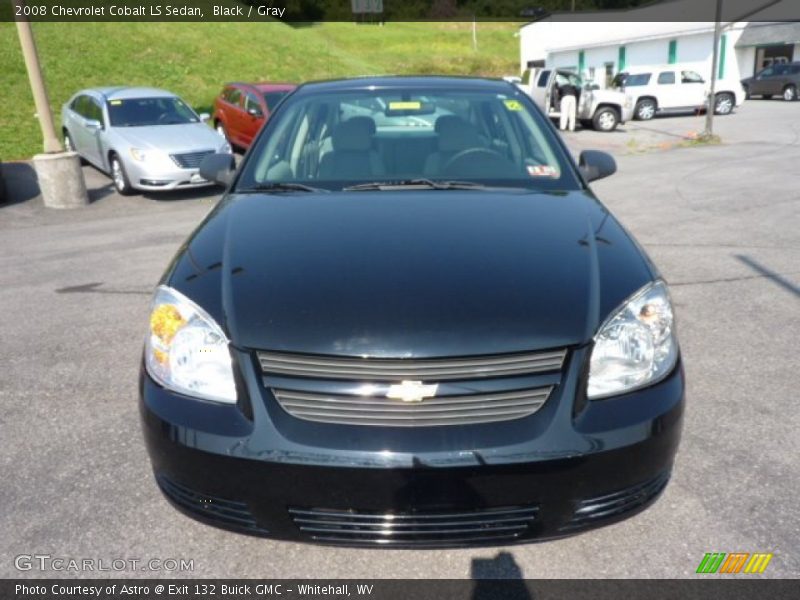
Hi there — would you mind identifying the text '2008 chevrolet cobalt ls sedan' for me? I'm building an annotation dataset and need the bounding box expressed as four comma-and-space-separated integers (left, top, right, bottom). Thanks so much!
140, 76, 684, 547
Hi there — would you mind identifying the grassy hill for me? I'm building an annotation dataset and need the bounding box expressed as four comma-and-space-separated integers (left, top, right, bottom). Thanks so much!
0, 21, 520, 160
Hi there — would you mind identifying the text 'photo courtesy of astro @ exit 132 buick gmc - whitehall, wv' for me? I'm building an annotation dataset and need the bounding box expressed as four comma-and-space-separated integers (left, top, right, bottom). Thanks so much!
141, 76, 684, 547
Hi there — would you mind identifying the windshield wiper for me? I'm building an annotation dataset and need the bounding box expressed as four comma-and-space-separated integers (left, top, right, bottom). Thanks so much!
343, 179, 488, 191
237, 182, 327, 194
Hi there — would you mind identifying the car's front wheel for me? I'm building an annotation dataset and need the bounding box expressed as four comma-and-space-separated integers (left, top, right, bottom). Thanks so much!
635, 98, 656, 120
714, 92, 734, 115
110, 154, 133, 196
783, 85, 797, 101
592, 107, 619, 132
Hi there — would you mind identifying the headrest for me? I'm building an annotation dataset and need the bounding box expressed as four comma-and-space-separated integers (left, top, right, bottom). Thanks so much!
435, 116, 481, 152
332, 117, 376, 152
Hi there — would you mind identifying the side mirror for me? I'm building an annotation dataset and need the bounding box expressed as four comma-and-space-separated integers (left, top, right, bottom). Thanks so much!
579, 150, 617, 183
247, 107, 263, 118
85, 119, 102, 130
199, 153, 236, 187
199, 112, 211, 122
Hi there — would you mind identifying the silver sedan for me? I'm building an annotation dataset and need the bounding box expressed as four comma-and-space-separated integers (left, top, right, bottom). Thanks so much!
61, 87, 232, 194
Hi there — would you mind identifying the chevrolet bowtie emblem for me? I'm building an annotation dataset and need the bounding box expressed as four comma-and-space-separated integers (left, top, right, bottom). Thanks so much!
386, 380, 439, 403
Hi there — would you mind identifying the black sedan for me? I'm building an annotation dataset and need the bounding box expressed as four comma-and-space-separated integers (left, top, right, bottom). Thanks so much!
140, 76, 684, 547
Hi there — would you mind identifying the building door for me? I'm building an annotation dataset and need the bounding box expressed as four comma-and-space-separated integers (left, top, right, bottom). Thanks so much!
755, 44, 794, 72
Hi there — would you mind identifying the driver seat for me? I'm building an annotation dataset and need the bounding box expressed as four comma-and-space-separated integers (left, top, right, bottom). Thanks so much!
423, 116, 482, 176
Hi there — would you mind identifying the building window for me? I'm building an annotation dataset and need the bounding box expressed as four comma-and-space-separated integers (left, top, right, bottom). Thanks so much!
618, 46, 626, 71
718, 34, 727, 79
668, 40, 677, 64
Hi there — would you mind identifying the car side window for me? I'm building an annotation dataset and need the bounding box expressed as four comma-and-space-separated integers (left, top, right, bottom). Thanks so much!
537, 70, 550, 88
657, 72, 676, 85
72, 95, 90, 118
225, 88, 242, 106
759, 67, 774, 78
681, 71, 704, 84
87, 98, 103, 124
245, 93, 263, 116
774, 65, 789, 76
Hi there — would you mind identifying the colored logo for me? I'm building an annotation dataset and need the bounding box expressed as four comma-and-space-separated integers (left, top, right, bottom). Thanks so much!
696, 552, 773, 574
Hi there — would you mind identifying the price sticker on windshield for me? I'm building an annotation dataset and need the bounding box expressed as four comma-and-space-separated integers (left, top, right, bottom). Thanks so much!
504, 99, 523, 111
527, 164, 559, 178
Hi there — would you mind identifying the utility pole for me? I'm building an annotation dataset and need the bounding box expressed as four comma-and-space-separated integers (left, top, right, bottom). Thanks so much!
15, 6, 61, 153
702, 0, 724, 139
14, 0, 88, 208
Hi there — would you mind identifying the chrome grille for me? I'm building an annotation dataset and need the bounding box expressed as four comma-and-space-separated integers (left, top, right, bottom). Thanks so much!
288, 505, 538, 546
561, 471, 670, 531
257, 349, 567, 381
273, 387, 552, 427
156, 475, 268, 535
170, 150, 213, 169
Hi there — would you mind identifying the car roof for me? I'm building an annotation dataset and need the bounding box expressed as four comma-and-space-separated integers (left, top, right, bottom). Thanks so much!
292, 75, 515, 95
226, 82, 297, 93
83, 87, 179, 100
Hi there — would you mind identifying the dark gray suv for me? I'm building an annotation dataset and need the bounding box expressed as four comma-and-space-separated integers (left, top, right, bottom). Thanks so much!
741, 62, 800, 101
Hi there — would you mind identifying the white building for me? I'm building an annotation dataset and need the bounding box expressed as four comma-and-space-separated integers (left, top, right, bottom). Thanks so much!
519, 0, 800, 88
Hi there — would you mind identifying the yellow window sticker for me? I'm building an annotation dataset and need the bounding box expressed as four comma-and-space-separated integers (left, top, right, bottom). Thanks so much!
504, 99, 523, 111
110, 100, 122, 105
388, 101, 422, 111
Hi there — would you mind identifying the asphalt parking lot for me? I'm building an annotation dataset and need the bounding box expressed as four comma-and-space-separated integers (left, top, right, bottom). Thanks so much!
1, 100, 798, 579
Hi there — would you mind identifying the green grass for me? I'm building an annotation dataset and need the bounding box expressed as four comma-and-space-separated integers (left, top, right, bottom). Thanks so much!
0, 21, 520, 160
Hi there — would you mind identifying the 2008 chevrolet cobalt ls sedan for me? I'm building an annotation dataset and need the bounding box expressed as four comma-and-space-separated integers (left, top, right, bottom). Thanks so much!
140, 76, 684, 547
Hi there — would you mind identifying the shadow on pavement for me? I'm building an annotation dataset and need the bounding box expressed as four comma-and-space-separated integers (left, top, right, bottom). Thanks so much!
470, 552, 532, 600
735, 254, 800, 298
0, 162, 40, 207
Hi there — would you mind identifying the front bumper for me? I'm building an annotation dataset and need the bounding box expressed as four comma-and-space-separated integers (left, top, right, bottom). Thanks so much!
140, 346, 684, 547
124, 158, 215, 192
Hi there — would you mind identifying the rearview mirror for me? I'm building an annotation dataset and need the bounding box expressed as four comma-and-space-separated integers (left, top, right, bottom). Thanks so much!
199, 153, 236, 187
579, 150, 616, 183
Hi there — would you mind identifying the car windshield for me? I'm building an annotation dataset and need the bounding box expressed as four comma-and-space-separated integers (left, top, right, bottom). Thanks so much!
263, 91, 290, 111
107, 97, 198, 127
236, 87, 579, 192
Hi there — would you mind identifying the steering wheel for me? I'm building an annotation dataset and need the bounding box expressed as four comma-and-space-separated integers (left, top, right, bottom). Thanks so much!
441, 148, 517, 178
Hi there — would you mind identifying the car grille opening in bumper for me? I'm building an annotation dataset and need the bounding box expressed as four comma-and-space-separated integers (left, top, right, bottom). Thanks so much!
273, 386, 553, 427
257, 348, 567, 427
169, 150, 213, 169
156, 475, 268, 535
288, 505, 539, 546
257, 349, 566, 381
561, 471, 671, 531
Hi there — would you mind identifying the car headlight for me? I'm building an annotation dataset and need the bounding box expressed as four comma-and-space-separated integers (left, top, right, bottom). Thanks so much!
130, 147, 148, 162
144, 285, 237, 404
587, 280, 678, 399
219, 142, 232, 154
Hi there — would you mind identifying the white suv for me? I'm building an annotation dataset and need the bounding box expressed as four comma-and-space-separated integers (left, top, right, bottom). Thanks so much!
614, 66, 745, 120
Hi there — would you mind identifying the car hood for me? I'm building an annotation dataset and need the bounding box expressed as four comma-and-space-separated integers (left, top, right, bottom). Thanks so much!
167, 190, 656, 358
116, 123, 223, 153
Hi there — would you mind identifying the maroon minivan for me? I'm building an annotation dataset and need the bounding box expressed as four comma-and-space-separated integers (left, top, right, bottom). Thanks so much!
212, 83, 296, 150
